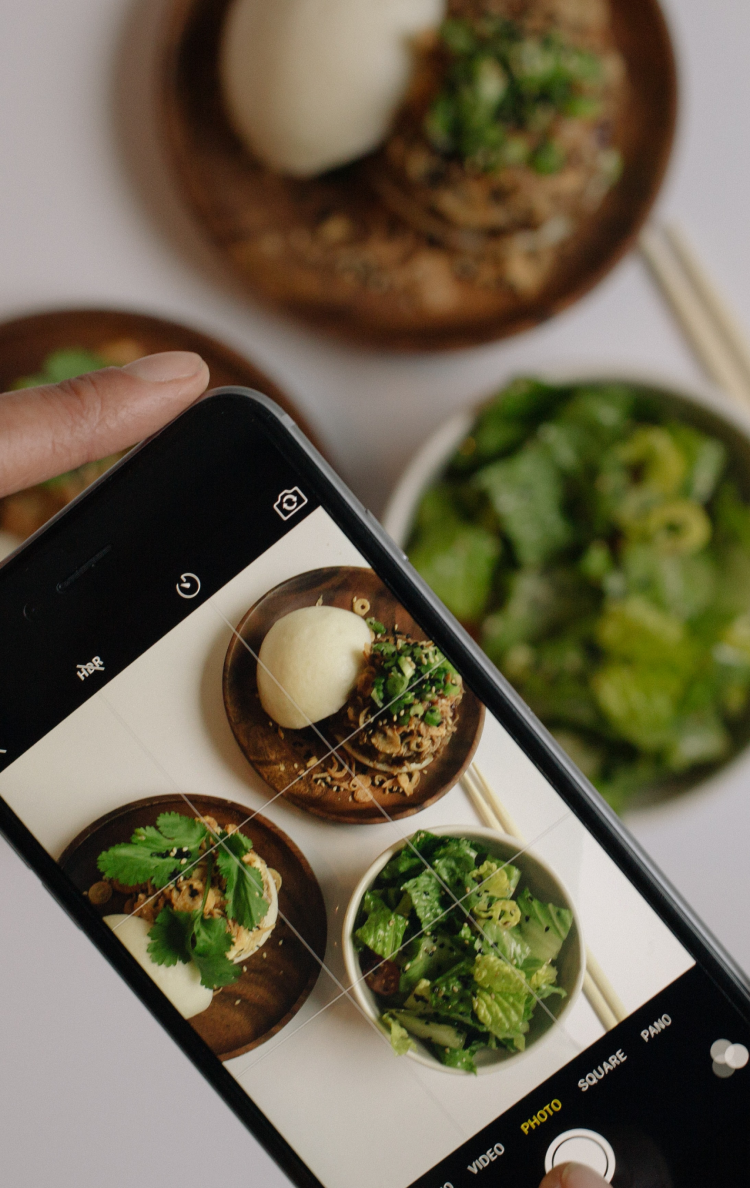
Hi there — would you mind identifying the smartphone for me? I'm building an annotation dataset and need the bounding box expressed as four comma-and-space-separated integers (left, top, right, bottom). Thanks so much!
1, 389, 749, 1188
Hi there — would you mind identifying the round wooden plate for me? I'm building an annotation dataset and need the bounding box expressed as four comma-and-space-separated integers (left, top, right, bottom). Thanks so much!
223, 566, 485, 824
59, 794, 327, 1062
0, 307, 323, 546
0, 307, 319, 443
160, 0, 676, 351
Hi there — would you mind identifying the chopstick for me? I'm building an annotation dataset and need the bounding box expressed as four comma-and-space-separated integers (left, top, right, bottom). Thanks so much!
461, 764, 627, 1032
640, 221, 750, 408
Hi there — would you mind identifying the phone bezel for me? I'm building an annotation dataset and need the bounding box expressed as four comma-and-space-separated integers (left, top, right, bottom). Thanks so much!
1, 387, 749, 1188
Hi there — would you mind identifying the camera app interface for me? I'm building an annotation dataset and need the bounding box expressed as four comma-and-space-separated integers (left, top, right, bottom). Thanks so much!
2, 503, 749, 1188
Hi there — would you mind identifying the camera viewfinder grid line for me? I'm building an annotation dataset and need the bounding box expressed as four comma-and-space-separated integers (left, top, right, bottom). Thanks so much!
94, 690, 474, 1138
212, 602, 584, 1044
229, 808, 578, 1083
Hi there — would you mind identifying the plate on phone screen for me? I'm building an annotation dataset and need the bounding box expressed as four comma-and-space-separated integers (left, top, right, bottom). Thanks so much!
60, 794, 327, 1061
223, 566, 485, 824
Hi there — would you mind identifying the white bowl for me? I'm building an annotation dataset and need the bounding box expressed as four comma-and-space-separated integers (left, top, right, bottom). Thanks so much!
342, 824, 584, 1075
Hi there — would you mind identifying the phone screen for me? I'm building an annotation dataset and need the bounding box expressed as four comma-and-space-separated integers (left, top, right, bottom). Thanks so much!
0, 403, 749, 1188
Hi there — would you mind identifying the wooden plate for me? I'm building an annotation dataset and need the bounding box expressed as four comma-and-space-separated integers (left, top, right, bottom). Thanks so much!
160, 0, 676, 351
0, 307, 322, 544
59, 794, 327, 1062
223, 566, 485, 824
0, 307, 318, 441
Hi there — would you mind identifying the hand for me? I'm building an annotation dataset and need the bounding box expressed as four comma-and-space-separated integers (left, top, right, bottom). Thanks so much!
0, 351, 210, 498
540, 1163, 609, 1188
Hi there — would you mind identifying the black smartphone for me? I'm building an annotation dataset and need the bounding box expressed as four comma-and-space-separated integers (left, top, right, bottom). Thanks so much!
1, 389, 749, 1188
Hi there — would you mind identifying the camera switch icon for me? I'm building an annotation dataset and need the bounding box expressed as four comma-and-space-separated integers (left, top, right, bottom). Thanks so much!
274, 487, 308, 521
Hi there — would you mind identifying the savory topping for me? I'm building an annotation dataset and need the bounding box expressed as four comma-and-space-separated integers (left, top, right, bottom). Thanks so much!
426, 17, 619, 181
87, 880, 113, 905
371, 0, 625, 294
97, 812, 280, 990
333, 626, 463, 781
103, 915, 214, 1019
408, 378, 750, 811
353, 831, 572, 1072
257, 605, 373, 729
220, 0, 446, 177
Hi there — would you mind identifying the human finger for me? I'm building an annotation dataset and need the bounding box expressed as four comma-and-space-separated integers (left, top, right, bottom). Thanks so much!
539, 1162, 610, 1188
0, 351, 210, 497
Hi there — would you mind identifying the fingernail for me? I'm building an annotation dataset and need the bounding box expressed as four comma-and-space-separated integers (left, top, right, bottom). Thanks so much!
560, 1163, 610, 1188
122, 351, 205, 382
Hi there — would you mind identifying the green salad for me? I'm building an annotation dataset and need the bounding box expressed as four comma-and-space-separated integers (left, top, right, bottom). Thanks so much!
407, 379, 750, 811
353, 831, 572, 1073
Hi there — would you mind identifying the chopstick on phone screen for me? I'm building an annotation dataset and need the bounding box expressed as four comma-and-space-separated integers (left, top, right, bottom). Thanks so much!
461, 764, 626, 1032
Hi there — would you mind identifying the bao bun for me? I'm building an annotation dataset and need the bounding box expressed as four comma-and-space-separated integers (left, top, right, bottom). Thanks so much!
220, 0, 445, 177
257, 605, 372, 729
104, 914, 214, 1019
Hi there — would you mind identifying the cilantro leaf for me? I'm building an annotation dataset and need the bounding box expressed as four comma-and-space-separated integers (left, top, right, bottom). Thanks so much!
97, 834, 180, 888
155, 813, 208, 850
215, 832, 269, 931
147, 907, 195, 967
96, 815, 207, 889
192, 915, 240, 989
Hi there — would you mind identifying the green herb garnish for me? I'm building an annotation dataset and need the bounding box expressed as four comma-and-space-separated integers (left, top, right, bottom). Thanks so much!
98, 812, 269, 988
425, 17, 611, 174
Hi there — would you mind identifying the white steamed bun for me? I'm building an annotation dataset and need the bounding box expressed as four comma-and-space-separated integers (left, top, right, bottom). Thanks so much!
220, 0, 446, 177
257, 605, 372, 729
104, 915, 213, 1020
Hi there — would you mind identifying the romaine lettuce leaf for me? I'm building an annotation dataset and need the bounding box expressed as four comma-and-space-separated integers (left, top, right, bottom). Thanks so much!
379, 832, 437, 882
382, 1014, 416, 1055
390, 1010, 466, 1050
479, 921, 531, 968
401, 870, 444, 930
474, 443, 571, 567
516, 889, 572, 964
441, 1044, 481, 1073
399, 933, 468, 993
410, 517, 501, 623
528, 961, 566, 1000
430, 836, 479, 898
472, 986, 530, 1047
355, 892, 409, 960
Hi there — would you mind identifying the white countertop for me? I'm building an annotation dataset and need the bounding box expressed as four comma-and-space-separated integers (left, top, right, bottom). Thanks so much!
1, 1, 749, 1185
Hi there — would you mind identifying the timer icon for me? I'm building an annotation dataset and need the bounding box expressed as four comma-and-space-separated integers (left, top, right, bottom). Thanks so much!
176, 573, 201, 599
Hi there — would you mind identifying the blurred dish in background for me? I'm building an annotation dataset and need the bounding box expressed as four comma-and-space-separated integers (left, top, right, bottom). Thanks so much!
160, 0, 675, 350
384, 376, 750, 813
0, 308, 315, 553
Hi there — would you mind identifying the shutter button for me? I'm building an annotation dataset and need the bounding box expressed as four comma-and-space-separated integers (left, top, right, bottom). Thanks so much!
545, 1129, 616, 1181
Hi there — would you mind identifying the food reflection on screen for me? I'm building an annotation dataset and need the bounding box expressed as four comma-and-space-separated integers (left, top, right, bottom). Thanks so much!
95, 812, 281, 1013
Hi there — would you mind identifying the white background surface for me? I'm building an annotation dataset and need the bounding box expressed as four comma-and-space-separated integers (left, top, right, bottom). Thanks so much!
0, 1, 749, 1185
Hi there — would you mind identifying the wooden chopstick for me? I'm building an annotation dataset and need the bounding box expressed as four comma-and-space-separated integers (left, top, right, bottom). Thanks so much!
461, 764, 627, 1030
640, 221, 750, 408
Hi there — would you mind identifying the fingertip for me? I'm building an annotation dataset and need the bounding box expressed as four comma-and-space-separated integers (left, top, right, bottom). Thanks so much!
122, 351, 208, 385
540, 1163, 610, 1188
